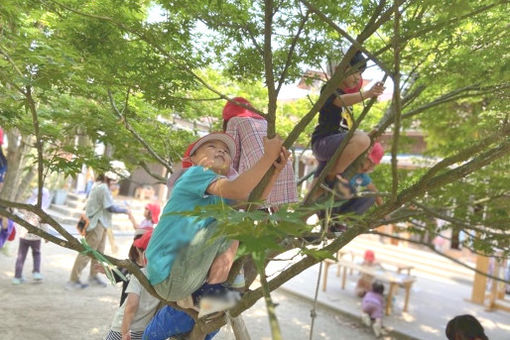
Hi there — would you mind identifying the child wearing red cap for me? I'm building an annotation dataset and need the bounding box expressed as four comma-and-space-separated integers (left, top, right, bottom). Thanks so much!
146, 132, 288, 319
105, 230, 160, 340
355, 250, 384, 298
223, 97, 298, 207
309, 51, 384, 198
128, 203, 160, 234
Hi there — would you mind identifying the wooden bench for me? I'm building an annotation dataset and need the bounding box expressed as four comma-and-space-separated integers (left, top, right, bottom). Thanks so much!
323, 250, 414, 284
325, 259, 416, 315
322, 253, 416, 315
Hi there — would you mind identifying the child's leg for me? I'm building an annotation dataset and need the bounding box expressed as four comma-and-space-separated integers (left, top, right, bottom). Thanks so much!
372, 318, 383, 337
208, 240, 239, 284
153, 222, 233, 301
31, 239, 42, 273
14, 238, 30, 279
326, 132, 370, 182
334, 196, 376, 216
361, 312, 371, 327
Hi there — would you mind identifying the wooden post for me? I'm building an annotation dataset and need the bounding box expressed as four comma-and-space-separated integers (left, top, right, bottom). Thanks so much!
470, 255, 489, 304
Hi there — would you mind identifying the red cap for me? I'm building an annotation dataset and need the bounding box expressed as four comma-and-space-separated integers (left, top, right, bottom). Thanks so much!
145, 203, 161, 224
133, 229, 153, 250
222, 97, 264, 122
368, 142, 384, 165
364, 250, 375, 262
181, 132, 237, 169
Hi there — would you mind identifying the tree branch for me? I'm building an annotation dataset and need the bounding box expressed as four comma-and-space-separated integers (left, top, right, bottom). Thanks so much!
299, 0, 393, 75
108, 89, 174, 173
25, 87, 45, 208
390, 0, 401, 200
276, 11, 310, 95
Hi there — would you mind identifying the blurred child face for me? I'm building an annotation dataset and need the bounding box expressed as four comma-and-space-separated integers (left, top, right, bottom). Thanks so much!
338, 66, 362, 90
191, 140, 231, 175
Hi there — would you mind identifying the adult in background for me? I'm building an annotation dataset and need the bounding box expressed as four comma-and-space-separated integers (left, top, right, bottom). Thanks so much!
67, 172, 130, 289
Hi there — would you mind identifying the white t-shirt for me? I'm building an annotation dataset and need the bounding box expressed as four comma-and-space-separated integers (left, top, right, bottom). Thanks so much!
110, 268, 160, 332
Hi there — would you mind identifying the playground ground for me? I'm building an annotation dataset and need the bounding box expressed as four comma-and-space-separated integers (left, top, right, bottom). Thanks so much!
0, 235, 386, 340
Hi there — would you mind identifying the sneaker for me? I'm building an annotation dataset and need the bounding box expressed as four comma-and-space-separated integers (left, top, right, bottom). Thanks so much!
33, 272, 43, 281
198, 290, 241, 318
361, 313, 371, 327
12, 277, 25, 285
328, 224, 347, 237
65, 280, 89, 290
89, 275, 108, 287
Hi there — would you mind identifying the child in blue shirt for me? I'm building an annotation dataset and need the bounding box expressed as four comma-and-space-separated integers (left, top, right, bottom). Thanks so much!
145, 132, 287, 319
322, 142, 385, 234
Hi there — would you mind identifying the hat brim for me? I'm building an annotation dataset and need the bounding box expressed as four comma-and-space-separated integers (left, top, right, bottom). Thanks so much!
189, 132, 237, 160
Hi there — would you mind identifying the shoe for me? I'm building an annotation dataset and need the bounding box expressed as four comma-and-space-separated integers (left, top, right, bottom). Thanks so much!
65, 280, 89, 290
328, 224, 347, 237
198, 290, 241, 318
361, 313, 371, 327
89, 275, 108, 287
33, 272, 43, 281
12, 277, 25, 285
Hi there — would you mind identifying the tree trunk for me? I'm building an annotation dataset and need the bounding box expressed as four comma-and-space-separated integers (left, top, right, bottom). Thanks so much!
14, 166, 36, 202
0, 130, 31, 201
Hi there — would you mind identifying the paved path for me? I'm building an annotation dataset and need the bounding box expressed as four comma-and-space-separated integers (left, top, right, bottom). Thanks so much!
0, 235, 378, 340
272, 252, 510, 340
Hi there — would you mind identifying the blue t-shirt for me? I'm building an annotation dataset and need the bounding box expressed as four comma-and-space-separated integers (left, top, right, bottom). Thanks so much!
349, 173, 371, 193
146, 166, 226, 285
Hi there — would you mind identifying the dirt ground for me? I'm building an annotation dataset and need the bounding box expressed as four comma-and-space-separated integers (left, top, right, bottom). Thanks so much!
0, 235, 379, 340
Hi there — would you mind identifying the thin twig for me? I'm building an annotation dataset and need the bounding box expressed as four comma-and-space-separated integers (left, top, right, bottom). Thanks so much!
108, 89, 174, 173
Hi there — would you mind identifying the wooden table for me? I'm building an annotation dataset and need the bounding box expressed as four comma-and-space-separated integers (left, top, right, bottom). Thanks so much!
322, 259, 416, 315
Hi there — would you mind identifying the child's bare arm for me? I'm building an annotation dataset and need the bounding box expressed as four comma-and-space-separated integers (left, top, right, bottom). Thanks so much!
120, 293, 140, 340
128, 212, 138, 230
333, 82, 385, 107
260, 147, 291, 200
207, 136, 283, 201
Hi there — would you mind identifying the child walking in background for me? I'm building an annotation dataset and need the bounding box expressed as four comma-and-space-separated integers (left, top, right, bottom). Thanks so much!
13, 187, 51, 284
145, 132, 286, 334
309, 50, 384, 198
361, 280, 385, 337
105, 230, 160, 340
223, 97, 298, 208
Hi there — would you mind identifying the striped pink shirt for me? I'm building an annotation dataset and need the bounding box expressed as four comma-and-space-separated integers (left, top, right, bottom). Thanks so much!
225, 117, 298, 207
